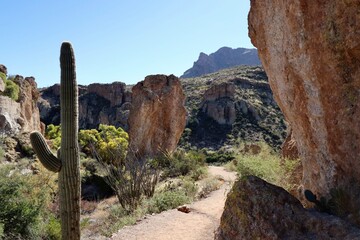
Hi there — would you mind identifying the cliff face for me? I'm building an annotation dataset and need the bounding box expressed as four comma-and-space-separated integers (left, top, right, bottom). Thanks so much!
0, 72, 41, 134
249, 0, 360, 197
181, 47, 261, 78
200, 83, 236, 125
128, 75, 186, 158
38, 82, 132, 130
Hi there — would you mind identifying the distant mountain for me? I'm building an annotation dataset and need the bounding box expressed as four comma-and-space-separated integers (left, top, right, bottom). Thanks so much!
181, 47, 261, 78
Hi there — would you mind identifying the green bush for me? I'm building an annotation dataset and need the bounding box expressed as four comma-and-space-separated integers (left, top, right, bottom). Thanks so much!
0, 167, 43, 238
205, 151, 235, 164
0, 72, 6, 82
0, 165, 59, 239
147, 190, 190, 213
45, 215, 61, 240
156, 149, 207, 180
45, 124, 61, 149
3, 79, 20, 101
235, 142, 299, 190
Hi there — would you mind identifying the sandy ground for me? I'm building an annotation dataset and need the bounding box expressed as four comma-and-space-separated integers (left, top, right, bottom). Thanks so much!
110, 166, 237, 240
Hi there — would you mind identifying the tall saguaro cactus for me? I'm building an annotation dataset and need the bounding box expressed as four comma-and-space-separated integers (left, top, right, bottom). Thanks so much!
30, 42, 80, 240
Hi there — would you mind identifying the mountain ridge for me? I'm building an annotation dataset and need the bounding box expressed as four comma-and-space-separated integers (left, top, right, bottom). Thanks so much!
181, 47, 261, 78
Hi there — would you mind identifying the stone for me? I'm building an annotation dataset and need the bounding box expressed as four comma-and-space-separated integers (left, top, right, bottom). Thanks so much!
216, 176, 360, 240
249, 0, 360, 197
0, 64, 7, 75
200, 82, 236, 125
128, 74, 186, 158
177, 205, 191, 213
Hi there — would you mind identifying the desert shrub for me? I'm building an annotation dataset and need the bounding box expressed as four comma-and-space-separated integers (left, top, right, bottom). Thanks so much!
147, 189, 190, 213
205, 151, 235, 164
0, 223, 4, 239
45, 215, 61, 240
198, 177, 222, 198
98, 151, 159, 212
0, 146, 4, 161
3, 79, 20, 101
235, 142, 299, 190
0, 72, 6, 82
0, 163, 60, 239
45, 124, 61, 149
156, 149, 207, 180
0, 167, 47, 238
79, 124, 129, 165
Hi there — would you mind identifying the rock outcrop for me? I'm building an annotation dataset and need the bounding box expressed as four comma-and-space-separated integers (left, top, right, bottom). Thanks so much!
249, 0, 360, 197
38, 82, 132, 130
0, 64, 7, 92
0, 74, 41, 134
200, 82, 236, 125
0, 64, 7, 75
216, 176, 360, 240
181, 47, 261, 78
182, 66, 286, 149
128, 74, 186, 158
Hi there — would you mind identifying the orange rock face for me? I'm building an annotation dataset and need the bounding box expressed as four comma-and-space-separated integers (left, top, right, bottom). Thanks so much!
249, 0, 360, 197
128, 75, 186, 158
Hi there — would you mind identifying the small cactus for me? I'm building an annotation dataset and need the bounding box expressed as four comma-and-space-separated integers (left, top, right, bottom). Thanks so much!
30, 42, 80, 240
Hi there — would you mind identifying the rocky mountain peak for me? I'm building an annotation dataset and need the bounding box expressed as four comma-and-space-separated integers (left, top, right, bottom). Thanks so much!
181, 47, 261, 78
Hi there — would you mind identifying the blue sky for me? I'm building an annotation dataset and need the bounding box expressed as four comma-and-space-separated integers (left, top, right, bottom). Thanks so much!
1, 1, 252, 88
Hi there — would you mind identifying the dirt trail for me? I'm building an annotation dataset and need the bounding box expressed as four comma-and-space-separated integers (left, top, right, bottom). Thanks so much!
110, 166, 237, 240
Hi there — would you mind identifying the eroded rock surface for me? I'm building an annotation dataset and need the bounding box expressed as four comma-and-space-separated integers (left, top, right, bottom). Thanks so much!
216, 176, 360, 240
249, 0, 360, 197
128, 75, 186, 158
38, 82, 132, 130
200, 82, 236, 125
0, 75, 41, 134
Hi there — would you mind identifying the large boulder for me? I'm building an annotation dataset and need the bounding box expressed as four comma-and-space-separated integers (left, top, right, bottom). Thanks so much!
128, 74, 186, 158
216, 176, 360, 240
249, 0, 360, 197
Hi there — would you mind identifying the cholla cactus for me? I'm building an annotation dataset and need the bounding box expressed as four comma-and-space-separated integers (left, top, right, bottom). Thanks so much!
30, 42, 80, 240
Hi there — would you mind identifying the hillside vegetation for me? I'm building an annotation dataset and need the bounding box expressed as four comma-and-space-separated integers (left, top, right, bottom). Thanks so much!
180, 65, 286, 151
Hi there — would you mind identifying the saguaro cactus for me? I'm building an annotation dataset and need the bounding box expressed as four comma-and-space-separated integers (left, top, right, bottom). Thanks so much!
30, 42, 80, 240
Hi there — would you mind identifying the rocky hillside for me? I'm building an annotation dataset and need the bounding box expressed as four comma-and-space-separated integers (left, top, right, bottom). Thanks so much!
38, 65, 285, 151
180, 65, 286, 150
181, 47, 261, 78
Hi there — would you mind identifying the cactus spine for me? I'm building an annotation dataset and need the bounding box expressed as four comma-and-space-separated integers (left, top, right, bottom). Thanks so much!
30, 42, 80, 240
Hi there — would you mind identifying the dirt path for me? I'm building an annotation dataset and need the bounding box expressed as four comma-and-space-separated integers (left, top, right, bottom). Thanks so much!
110, 166, 237, 240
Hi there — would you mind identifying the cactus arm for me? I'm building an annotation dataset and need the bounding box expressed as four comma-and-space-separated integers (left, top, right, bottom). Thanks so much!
30, 131, 61, 172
